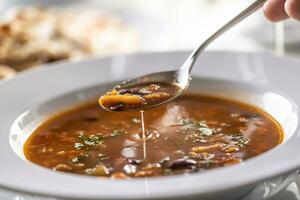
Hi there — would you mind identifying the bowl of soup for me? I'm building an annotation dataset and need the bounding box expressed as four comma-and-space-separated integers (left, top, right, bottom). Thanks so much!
1, 51, 300, 199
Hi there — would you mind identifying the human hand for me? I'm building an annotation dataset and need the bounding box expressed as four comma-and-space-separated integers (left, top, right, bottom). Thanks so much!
264, 0, 300, 21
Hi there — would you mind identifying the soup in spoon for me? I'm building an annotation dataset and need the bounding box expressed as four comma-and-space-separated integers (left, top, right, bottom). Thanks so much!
99, 82, 181, 111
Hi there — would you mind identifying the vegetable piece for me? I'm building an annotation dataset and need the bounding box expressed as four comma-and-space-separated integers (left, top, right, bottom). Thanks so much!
168, 158, 197, 170
198, 121, 208, 128
131, 118, 141, 124
99, 91, 145, 111
74, 143, 84, 150
123, 164, 137, 174
134, 168, 163, 177
110, 130, 122, 137
199, 127, 213, 136
53, 164, 73, 172
127, 158, 143, 165
191, 143, 222, 153
142, 163, 161, 170
159, 156, 171, 166
111, 172, 129, 179
56, 151, 66, 155
223, 146, 240, 153
85, 164, 110, 176
143, 92, 170, 101
224, 159, 242, 166
98, 154, 109, 161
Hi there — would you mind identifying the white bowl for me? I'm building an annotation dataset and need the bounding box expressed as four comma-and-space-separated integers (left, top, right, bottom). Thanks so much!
1, 51, 300, 200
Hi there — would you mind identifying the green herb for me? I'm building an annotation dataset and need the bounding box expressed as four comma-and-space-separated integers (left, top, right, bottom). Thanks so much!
98, 153, 109, 161
230, 133, 243, 138
230, 133, 249, 148
98, 153, 106, 158
237, 138, 249, 147
184, 133, 207, 143
110, 130, 122, 137
177, 118, 193, 126
198, 120, 208, 128
82, 135, 104, 146
71, 155, 88, 163
74, 143, 84, 150
75, 134, 105, 150
199, 127, 213, 136
159, 156, 170, 166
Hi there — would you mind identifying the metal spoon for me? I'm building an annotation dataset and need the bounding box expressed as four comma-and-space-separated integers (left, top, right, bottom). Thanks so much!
100, 0, 267, 111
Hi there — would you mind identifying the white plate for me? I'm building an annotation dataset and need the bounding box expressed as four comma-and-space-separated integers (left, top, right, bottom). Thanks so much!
1, 51, 300, 200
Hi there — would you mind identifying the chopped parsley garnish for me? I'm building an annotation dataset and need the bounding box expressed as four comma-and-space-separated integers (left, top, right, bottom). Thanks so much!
197, 121, 214, 136
177, 118, 193, 126
199, 127, 213, 136
230, 133, 249, 148
82, 135, 104, 146
237, 138, 249, 147
159, 156, 171, 166
74, 143, 84, 150
198, 121, 208, 128
176, 118, 214, 137
110, 130, 122, 137
75, 134, 104, 150
71, 155, 88, 163
98, 153, 109, 161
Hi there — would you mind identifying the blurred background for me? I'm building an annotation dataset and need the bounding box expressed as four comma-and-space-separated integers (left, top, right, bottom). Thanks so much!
0, 0, 300, 79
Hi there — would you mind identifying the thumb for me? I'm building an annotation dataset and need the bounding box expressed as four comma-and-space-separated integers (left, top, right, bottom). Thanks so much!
285, 0, 300, 20
263, 0, 289, 22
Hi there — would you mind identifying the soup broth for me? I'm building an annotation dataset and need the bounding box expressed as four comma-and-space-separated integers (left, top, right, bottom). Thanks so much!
24, 93, 283, 178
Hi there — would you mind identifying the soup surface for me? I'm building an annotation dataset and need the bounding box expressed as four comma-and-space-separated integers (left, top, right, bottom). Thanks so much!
24, 93, 283, 178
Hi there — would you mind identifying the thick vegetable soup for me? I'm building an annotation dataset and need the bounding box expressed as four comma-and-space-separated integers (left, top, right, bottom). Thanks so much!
24, 94, 283, 178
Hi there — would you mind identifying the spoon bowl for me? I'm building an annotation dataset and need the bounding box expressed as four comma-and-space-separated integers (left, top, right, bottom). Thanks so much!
111, 69, 190, 108
99, 69, 188, 111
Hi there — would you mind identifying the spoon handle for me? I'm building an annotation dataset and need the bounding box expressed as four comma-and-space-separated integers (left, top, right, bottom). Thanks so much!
181, 0, 267, 73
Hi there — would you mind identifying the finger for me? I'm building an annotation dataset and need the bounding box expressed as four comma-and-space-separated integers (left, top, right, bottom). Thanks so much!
285, 0, 300, 20
263, 0, 289, 22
